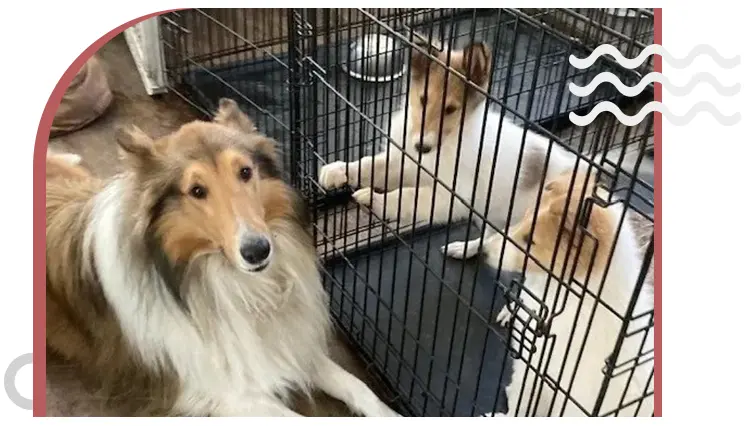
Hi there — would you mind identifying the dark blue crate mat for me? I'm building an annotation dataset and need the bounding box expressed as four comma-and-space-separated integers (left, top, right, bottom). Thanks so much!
323, 222, 518, 416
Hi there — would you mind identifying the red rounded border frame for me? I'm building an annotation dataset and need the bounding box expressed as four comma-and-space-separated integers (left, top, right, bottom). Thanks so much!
653, 7, 662, 417
32, 8, 664, 417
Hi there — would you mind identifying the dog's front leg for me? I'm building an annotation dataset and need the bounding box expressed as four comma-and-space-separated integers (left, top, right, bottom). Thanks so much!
312, 357, 401, 417
352, 184, 469, 227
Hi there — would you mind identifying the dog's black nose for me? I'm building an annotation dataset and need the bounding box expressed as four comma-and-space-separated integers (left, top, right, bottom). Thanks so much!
240, 236, 271, 265
414, 143, 432, 154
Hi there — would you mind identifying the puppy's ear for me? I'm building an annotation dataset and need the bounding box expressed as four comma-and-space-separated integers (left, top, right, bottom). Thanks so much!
461, 42, 492, 88
547, 172, 599, 220
213, 98, 257, 134
115, 125, 156, 163
568, 172, 597, 205
410, 37, 440, 77
548, 192, 573, 217
547, 181, 576, 217
543, 179, 559, 193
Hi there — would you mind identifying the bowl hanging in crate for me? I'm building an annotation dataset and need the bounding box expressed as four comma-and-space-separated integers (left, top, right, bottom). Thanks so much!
341, 33, 406, 83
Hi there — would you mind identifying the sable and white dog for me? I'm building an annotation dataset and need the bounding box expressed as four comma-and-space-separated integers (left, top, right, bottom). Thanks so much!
455, 170, 654, 417
45, 98, 400, 417
318, 41, 583, 254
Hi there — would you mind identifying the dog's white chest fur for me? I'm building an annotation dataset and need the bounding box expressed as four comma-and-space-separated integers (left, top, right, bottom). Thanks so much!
86, 180, 331, 413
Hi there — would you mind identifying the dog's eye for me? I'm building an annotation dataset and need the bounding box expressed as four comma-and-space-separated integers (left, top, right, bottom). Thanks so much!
189, 184, 207, 199
444, 105, 457, 115
420, 95, 426, 106
239, 166, 253, 182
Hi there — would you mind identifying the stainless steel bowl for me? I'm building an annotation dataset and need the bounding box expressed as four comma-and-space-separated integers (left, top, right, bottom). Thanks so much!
341, 34, 406, 83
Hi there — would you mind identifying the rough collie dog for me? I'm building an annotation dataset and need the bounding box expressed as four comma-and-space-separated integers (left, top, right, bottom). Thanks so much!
45, 98, 400, 417
318, 41, 583, 253
454, 170, 654, 417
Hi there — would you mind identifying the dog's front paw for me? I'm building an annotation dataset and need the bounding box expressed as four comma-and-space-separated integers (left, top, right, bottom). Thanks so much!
481, 412, 508, 417
352, 188, 384, 216
319, 161, 350, 190
495, 305, 513, 327
352, 187, 375, 205
441, 238, 482, 259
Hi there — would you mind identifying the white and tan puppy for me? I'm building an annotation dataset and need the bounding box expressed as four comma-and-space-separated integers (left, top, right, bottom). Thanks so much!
319, 41, 581, 253
461, 170, 654, 417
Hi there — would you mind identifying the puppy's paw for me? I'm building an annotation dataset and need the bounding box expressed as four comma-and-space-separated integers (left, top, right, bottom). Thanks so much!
353, 188, 394, 220
352, 187, 375, 206
352, 187, 380, 211
319, 161, 349, 190
495, 305, 513, 327
441, 238, 482, 259
481, 412, 508, 417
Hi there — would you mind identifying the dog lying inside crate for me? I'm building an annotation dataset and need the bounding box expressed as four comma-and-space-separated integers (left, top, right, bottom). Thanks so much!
45, 98, 400, 417
454, 170, 654, 417
319, 40, 592, 254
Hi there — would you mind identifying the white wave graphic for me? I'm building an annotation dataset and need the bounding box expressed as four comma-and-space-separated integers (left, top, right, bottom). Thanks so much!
569, 101, 742, 127
570, 44, 741, 70
569, 71, 741, 97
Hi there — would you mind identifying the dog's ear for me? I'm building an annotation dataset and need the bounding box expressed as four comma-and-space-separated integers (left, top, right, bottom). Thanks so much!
251, 135, 279, 160
213, 98, 257, 134
248, 134, 282, 179
549, 192, 575, 217
410, 37, 440, 77
548, 173, 602, 226
115, 125, 156, 163
547, 180, 577, 217
461, 42, 492, 88
544, 180, 558, 193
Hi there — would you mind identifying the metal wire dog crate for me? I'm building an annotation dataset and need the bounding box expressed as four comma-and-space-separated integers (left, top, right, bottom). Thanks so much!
158, 8, 655, 417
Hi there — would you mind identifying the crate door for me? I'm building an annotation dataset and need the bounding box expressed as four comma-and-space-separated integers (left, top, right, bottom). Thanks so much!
124, 17, 167, 95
